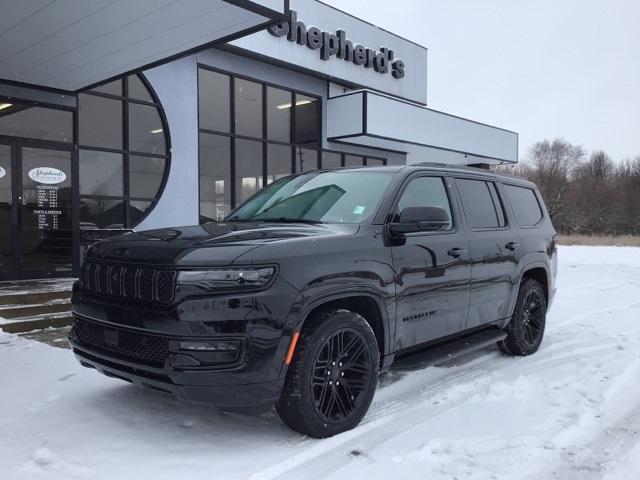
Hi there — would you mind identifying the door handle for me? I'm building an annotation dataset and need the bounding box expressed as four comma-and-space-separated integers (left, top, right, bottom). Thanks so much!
447, 247, 467, 258
505, 242, 520, 251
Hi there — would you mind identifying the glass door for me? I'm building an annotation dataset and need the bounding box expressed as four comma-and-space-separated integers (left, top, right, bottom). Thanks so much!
17, 145, 74, 277
0, 143, 13, 279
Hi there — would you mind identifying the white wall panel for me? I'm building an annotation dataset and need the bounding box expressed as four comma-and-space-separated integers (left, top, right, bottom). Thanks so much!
327, 91, 518, 163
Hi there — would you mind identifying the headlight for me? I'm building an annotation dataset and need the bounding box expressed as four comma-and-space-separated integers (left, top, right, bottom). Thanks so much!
176, 267, 276, 293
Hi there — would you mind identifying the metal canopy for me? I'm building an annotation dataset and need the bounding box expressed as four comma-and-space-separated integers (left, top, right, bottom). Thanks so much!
0, 0, 286, 92
327, 91, 518, 165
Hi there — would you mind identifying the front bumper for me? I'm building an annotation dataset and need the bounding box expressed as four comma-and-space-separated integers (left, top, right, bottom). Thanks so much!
69, 275, 301, 409
69, 325, 283, 410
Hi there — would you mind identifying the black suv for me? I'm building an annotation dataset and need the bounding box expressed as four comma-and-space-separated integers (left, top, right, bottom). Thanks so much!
70, 164, 557, 437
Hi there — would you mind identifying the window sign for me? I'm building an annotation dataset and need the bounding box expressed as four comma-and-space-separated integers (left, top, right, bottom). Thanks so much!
28, 167, 67, 185
0, 166, 5, 179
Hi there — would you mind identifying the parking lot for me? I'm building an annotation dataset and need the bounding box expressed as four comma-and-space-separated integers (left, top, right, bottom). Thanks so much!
1, 246, 639, 480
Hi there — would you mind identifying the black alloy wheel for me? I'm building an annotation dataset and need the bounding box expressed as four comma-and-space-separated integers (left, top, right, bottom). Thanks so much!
311, 328, 373, 423
277, 309, 379, 438
521, 289, 545, 344
499, 278, 547, 356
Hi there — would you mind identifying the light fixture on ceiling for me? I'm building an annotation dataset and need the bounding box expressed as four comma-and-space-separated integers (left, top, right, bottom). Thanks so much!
150, 128, 163, 134
276, 99, 313, 110
0, 103, 13, 111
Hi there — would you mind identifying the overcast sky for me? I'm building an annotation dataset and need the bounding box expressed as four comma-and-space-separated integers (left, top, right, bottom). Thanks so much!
323, 0, 640, 162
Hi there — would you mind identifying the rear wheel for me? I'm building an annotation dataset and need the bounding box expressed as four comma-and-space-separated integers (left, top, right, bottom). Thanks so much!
276, 309, 379, 438
499, 278, 547, 356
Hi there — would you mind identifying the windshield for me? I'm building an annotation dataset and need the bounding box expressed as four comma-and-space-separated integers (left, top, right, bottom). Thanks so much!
226, 171, 394, 224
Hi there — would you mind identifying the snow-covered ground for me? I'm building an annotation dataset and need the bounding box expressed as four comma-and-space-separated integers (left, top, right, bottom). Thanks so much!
1, 246, 639, 480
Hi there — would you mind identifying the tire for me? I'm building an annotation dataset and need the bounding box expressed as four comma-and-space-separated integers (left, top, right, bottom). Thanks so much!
276, 309, 380, 438
499, 278, 547, 356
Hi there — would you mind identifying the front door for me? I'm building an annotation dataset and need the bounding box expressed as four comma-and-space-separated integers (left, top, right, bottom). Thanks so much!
391, 175, 471, 351
0, 141, 74, 280
0, 143, 12, 278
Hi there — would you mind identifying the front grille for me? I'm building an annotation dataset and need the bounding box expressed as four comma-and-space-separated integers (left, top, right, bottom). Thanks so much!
81, 261, 176, 304
74, 318, 170, 368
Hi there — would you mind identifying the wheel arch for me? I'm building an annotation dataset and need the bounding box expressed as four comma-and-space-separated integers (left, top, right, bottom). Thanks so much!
520, 264, 550, 305
297, 291, 392, 363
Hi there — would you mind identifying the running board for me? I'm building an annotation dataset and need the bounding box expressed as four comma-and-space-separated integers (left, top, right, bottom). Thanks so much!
391, 328, 507, 371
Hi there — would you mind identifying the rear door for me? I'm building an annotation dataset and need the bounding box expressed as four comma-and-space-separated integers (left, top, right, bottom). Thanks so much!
453, 177, 522, 329
390, 174, 471, 350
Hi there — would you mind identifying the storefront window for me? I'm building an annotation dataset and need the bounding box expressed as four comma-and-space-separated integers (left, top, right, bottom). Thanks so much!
295, 147, 319, 172
345, 155, 365, 167
129, 156, 166, 199
267, 144, 292, 184
198, 69, 230, 133
0, 105, 73, 143
267, 87, 291, 142
199, 133, 231, 222
129, 200, 153, 225
294, 94, 319, 144
79, 198, 125, 229
128, 75, 153, 102
78, 73, 169, 229
197, 67, 386, 223
79, 151, 123, 196
235, 78, 263, 137
91, 79, 121, 96
366, 157, 385, 166
78, 94, 122, 149
129, 103, 165, 155
235, 139, 263, 203
322, 151, 342, 169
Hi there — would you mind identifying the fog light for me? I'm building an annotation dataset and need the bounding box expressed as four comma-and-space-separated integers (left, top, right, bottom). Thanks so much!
174, 340, 241, 367
179, 341, 239, 352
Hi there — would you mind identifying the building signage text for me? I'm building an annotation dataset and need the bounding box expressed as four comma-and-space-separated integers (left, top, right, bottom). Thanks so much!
268, 10, 405, 79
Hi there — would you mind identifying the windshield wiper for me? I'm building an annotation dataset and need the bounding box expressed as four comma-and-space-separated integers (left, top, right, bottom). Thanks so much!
252, 218, 325, 224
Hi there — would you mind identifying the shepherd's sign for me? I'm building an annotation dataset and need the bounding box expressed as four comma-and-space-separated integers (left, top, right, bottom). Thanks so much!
268, 10, 406, 79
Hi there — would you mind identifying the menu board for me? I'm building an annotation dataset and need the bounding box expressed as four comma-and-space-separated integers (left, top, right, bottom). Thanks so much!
34, 185, 62, 231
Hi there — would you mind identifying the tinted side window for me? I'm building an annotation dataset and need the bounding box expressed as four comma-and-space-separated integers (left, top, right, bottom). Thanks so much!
487, 182, 506, 227
396, 177, 453, 231
456, 178, 503, 229
504, 184, 543, 227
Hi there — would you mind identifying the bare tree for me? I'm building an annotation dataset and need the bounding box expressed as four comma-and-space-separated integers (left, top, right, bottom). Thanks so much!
525, 139, 585, 227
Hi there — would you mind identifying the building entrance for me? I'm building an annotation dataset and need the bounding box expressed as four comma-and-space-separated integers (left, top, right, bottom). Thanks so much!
0, 140, 74, 280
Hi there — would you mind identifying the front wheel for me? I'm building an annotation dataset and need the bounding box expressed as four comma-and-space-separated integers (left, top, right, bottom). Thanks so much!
499, 278, 547, 356
276, 309, 379, 438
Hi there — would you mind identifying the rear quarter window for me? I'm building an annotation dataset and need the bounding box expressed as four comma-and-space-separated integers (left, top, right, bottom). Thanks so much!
503, 184, 543, 227
456, 178, 506, 229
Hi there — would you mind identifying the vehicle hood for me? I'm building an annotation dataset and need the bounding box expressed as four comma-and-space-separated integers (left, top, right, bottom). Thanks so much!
86, 222, 360, 266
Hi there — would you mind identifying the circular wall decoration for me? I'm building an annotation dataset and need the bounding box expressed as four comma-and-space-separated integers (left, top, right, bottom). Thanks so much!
0, 166, 5, 179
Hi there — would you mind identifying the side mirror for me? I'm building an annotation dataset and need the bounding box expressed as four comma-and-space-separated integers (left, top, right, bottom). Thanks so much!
389, 206, 451, 235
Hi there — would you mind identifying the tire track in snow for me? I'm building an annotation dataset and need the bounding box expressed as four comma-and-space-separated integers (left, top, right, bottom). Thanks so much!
529, 393, 640, 480
522, 358, 640, 480
250, 356, 506, 480
551, 301, 640, 328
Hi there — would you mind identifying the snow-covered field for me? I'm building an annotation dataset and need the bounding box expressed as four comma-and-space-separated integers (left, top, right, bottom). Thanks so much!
1, 246, 639, 480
